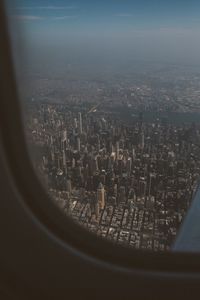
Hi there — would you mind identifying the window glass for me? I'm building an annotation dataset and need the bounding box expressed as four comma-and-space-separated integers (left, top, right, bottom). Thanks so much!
6, 0, 200, 252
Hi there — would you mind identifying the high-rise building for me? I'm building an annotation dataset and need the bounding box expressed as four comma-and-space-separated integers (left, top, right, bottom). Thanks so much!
95, 202, 100, 219
74, 118, 78, 129
72, 158, 76, 168
127, 157, 132, 174
139, 177, 147, 198
114, 184, 118, 197
139, 131, 145, 150
51, 149, 55, 162
132, 148, 136, 160
80, 187, 85, 200
62, 129, 67, 142
78, 112, 83, 134
97, 182, 105, 210
77, 137, 81, 152
148, 173, 154, 199
91, 156, 99, 174
119, 186, 126, 203
62, 150, 66, 169
97, 135, 100, 152
116, 142, 120, 160
66, 179, 72, 194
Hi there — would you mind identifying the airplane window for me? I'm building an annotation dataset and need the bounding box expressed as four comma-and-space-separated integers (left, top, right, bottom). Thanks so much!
6, 0, 200, 253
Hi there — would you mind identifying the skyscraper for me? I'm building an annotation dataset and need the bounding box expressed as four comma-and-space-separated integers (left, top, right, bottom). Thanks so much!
116, 141, 120, 160
74, 118, 78, 129
66, 179, 72, 194
77, 137, 81, 152
97, 182, 105, 210
78, 112, 83, 134
119, 186, 126, 203
139, 131, 145, 150
139, 177, 147, 198
62, 149, 66, 169
62, 129, 67, 142
127, 157, 132, 175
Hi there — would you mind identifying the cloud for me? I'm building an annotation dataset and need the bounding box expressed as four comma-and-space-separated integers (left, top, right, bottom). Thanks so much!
115, 14, 133, 18
12, 14, 78, 22
14, 6, 78, 11
13, 15, 45, 21
52, 15, 78, 21
11, 6, 79, 21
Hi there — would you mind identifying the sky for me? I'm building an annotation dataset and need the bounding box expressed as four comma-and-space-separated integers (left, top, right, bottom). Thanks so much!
6, 0, 200, 69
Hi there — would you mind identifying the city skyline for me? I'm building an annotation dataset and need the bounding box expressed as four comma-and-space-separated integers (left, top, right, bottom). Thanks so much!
25, 68, 200, 251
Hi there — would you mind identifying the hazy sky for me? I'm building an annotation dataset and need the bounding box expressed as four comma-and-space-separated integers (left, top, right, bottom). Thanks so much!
7, 0, 200, 68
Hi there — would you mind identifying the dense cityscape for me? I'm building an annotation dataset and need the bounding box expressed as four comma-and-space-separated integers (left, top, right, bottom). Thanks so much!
25, 69, 200, 251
